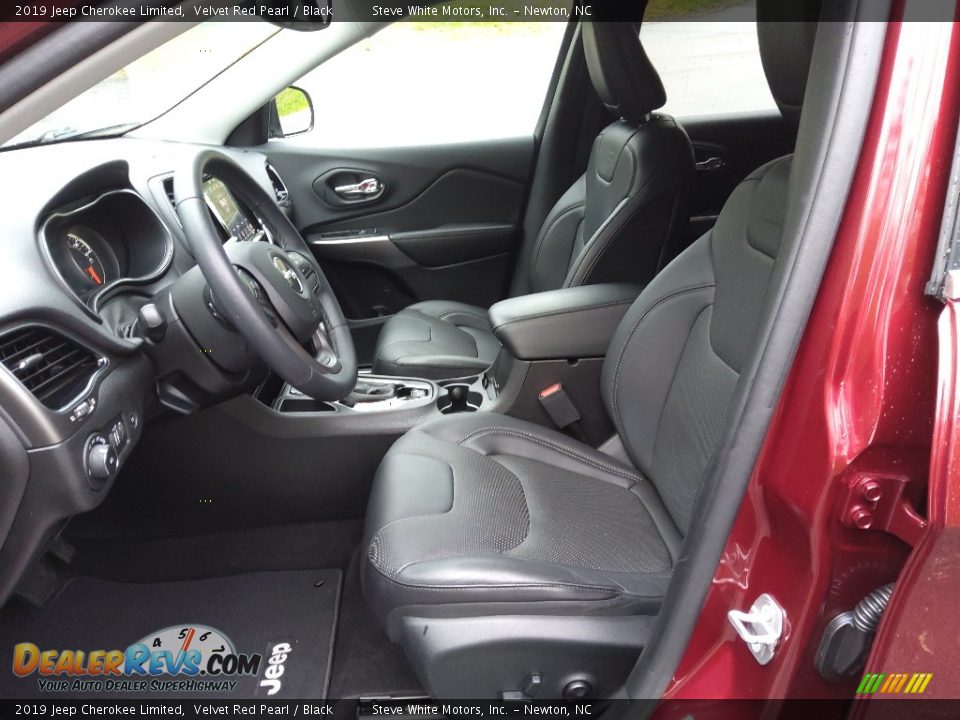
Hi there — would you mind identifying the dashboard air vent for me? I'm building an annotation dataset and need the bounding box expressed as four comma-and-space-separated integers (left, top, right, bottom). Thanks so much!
162, 176, 182, 228
265, 163, 292, 209
0, 326, 102, 409
162, 176, 176, 208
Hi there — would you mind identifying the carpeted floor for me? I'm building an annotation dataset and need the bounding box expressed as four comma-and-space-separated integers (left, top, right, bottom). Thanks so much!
328, 550, 422, 698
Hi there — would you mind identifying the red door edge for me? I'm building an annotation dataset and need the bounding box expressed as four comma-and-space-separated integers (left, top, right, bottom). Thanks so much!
657, 14, 960, 707
855, 283, 960, 704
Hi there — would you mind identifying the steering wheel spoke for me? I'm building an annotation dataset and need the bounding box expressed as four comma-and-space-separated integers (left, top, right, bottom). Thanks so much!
311, 326, 342, 373
236, 267, 280, 327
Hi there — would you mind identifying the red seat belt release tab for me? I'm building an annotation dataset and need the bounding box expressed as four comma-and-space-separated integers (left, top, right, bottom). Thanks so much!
538, 383, 581, 429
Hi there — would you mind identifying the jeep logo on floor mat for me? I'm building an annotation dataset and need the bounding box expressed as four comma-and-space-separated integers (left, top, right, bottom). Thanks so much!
258, 641, 294, 696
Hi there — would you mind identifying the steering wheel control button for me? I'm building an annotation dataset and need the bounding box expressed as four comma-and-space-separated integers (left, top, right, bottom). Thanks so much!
286, 252, 322, 296
85, 434, 117, 485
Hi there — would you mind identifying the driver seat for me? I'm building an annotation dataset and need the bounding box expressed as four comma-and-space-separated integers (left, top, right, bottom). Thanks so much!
361, 6, 819, 698
371, 22, 694, 380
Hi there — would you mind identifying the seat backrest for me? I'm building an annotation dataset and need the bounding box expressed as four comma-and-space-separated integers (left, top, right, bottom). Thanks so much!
523, 23, 694, 295
600, 11, 819, 534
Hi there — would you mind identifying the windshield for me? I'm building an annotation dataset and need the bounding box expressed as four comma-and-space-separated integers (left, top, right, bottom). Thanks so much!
3, 21, 279, 149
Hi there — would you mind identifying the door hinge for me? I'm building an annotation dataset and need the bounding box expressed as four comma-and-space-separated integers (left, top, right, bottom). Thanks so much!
837, 472, 927, 546
727, 593, 785, 665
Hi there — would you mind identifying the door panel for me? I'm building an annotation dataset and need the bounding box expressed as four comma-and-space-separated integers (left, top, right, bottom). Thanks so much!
262, 137, 534, 364
684, 112, 798, 220
662, 111, 799, 257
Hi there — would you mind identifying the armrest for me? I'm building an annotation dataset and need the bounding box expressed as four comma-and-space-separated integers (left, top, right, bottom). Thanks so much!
489, 284, 640, 360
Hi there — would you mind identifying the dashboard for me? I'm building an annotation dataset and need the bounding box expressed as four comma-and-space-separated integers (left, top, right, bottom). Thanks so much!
0, 137, 291, 606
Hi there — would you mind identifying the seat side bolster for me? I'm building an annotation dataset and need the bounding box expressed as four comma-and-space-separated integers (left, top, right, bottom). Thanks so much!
527, 175, 588, 294
362, 452, 455, 549
364, 555, 671, 637
414, 412, 642, 488
601, 236, 717, 472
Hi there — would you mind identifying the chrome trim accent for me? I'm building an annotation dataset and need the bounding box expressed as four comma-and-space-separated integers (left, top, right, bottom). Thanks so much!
308, 234, 391, 246
272, 255, 304, 294
334, 177, 382, 199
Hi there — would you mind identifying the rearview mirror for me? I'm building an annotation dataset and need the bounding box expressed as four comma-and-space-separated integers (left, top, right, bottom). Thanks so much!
269, 86, 314, 138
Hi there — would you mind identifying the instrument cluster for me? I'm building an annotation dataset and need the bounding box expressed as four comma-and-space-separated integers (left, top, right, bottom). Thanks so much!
42, 189, 173, 308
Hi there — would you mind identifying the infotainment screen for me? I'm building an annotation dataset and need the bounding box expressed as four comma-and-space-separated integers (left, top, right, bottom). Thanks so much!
203, 177, 258, 242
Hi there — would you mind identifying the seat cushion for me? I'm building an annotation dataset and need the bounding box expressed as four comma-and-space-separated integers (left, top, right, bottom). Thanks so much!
371, 301, 500, 380
362, 413, 681, 636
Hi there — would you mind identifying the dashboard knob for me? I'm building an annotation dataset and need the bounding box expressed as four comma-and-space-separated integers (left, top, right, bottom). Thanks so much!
86, 438, 118, 482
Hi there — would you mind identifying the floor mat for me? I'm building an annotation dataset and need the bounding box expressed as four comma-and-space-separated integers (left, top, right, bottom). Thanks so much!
0, 569, 340, 700
328, 551, 421, 698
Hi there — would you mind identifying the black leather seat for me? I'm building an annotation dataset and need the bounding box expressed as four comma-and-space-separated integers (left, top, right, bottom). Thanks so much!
362, 11, 819, 640
372, 23, 694, 379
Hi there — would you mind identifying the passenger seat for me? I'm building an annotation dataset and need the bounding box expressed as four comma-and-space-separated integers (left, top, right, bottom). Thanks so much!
371, 22, 694, 379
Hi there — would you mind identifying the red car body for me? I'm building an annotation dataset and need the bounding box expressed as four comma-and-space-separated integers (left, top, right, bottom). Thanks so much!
662, 13, 960, 706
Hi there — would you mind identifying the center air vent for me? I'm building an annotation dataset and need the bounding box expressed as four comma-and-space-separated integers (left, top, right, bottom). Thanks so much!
162, 176, 176, 209
265, 162, 292, 209
0, 326, 103, 409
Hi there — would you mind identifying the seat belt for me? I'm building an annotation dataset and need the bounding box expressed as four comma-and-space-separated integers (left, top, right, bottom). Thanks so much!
538, 383, 588, 443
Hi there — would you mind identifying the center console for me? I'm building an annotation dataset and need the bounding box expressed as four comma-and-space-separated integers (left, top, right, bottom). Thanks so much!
257, 283, 642, 444
272, 375, 435, 414
268, 372, 497, 420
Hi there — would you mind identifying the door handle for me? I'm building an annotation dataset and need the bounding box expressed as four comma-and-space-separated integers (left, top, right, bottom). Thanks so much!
334, 177, 383, 199
695, 156, 726, 172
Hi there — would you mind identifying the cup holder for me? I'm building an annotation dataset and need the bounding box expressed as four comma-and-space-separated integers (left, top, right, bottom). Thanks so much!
437, 384, 483, 414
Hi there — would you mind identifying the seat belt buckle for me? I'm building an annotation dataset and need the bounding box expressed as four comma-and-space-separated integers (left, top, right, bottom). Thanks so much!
538, 383, 581, 429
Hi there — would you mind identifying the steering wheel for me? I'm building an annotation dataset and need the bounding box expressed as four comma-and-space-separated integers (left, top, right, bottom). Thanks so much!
174, 149, 357, 401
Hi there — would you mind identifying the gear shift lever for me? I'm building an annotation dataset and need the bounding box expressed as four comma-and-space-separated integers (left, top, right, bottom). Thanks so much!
344, 378, 399, 404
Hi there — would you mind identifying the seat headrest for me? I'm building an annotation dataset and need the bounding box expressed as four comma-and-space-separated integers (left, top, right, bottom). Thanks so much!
582, 22, 666, 123
756, 0, 823, 122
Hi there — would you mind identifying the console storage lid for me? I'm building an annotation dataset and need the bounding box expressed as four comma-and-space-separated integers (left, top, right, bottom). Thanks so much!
489, 283, 640, 361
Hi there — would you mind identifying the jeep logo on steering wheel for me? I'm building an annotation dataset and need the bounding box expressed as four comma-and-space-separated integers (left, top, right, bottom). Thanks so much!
272, 255, 304, 294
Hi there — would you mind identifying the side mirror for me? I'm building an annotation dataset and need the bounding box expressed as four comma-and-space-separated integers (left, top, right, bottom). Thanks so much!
268, 86, 314, 138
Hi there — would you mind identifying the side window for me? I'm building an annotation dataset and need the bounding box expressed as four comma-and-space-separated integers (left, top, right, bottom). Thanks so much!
286, 9, 567, 148
641, 18, 777, 118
